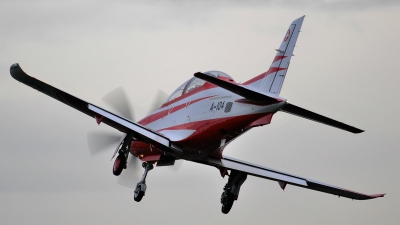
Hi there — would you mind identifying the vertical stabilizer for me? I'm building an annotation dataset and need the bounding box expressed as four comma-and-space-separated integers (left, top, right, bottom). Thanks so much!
244, 16, 305, 96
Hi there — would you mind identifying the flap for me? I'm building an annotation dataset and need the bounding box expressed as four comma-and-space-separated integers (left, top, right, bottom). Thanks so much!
194, 155, 384, 200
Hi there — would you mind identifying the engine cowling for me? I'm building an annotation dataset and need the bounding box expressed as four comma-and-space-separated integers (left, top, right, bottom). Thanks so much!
130, 141, 163, 162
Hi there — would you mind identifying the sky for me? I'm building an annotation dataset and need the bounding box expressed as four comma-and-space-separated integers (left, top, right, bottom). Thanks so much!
1, 0, 400, 224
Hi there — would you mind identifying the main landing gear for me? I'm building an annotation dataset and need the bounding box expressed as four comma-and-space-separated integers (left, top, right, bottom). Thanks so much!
134, 162, 154, 202
220, 170, 247, 214
111, 132, 155, 202
113, 154, 126, 176
112, 132, 133, 176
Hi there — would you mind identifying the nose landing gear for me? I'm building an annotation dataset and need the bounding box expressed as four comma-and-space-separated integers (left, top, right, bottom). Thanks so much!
220, 170, 247, 214
134, 162, 154, 202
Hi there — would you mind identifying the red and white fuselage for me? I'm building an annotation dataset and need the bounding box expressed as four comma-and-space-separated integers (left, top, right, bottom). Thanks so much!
132, 16, 306, 161
136, 71, 285, 160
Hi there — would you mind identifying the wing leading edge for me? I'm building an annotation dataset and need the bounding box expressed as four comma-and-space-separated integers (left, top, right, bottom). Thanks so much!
196, 156, 384, 200
9, 63, 180, 154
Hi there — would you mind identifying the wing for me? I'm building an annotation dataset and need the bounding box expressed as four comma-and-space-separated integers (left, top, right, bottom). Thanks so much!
194, 156, 384, 200
9, 63, 182, 154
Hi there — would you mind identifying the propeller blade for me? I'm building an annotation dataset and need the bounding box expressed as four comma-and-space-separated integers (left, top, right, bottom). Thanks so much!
101, 87, 135, 121
87, 131, 122, 156
117, 155, 142, 188
148, 89, 168, 114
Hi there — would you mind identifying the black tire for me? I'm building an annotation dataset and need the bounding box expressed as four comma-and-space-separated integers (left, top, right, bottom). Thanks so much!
134, 185, 145, 202
113, 155, 126, 176
221, 193, 234, 214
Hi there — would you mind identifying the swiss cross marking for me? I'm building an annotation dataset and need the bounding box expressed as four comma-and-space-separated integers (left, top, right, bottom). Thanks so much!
284, 29, 291, 42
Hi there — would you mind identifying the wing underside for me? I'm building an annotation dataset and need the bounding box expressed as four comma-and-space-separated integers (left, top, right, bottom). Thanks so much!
195, 156, 384, 200
9, 63, 180, 154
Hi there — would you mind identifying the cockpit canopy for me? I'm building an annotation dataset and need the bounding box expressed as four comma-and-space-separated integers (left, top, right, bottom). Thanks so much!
166, 71, 234, 103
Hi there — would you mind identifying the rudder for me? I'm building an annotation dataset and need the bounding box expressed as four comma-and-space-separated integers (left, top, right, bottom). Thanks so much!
244, 16, 305, 96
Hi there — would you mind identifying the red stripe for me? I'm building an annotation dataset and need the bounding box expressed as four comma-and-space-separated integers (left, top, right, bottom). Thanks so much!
138, 109, 169, 126
157, 113, 270, 133
242, 72, 266, 85
188, 96, 213, 106
170, 95, 215, 114
273, 55, 287, 63
155, 113, 272, 154
243, 67, 287, 85
246, 113, 273, 127
170, 104, 186, 114
138, 95, 215, 126
266, 67, 286, 75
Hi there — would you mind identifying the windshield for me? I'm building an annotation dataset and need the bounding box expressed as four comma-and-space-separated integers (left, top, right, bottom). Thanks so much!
165, 71, 234, 103
184, 77, 206, 94
166, 79, 190, 102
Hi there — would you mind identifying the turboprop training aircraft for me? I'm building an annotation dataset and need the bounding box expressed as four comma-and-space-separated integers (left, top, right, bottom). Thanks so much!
10, 16, 384, 214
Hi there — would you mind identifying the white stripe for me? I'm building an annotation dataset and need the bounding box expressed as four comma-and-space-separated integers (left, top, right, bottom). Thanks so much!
221, 159, 308, 186
88, 104, 170, 147
159, 129, 196, 141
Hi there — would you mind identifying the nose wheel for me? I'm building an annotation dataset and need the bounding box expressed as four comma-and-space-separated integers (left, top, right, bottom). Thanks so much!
134, 162, 154, 202
134, 184, 145, 202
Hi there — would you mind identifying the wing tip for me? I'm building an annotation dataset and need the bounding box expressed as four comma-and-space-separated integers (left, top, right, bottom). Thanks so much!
370, 193, 385, 198
353, 129, 365, 134
10, 63, 20, 71
10, 63, 25, 80
344, 188, 386, 200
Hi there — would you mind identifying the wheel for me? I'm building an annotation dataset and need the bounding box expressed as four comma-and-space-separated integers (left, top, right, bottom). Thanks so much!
113, 155, 126, 176
134, 185, 145, 202
221, 193, 234, 214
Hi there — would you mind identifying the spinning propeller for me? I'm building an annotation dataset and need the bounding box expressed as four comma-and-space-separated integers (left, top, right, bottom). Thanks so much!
86, 87, 181, 188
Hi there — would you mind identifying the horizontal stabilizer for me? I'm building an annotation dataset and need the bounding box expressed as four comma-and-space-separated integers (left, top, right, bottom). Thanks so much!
194, 72, 281, 104
281, 103, 364, 134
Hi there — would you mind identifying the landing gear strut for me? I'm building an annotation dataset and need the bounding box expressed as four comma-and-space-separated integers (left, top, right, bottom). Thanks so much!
134, 162, 154, 202
113, 132, 133, 176
220, 170, 247, 214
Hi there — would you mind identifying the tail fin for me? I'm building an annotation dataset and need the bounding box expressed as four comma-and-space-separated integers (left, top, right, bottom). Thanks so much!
244, 16, 305, 95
